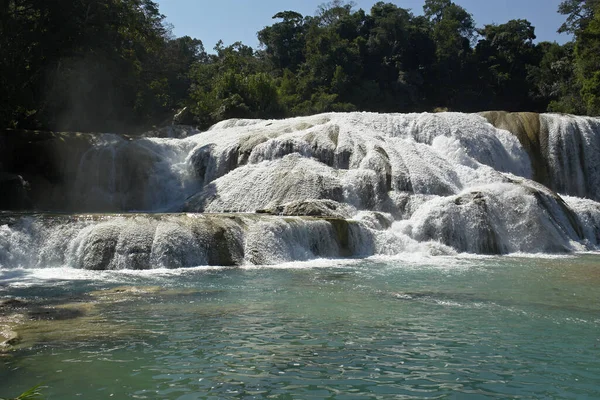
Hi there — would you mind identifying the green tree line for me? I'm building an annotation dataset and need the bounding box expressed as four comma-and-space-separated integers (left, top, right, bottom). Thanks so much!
1, 0, 598, 133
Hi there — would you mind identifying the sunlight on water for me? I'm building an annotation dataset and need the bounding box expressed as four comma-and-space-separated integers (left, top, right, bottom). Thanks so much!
1, 255, 599, 399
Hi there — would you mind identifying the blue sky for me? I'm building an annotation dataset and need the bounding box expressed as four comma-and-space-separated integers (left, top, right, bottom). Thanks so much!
155, 0, 571, 51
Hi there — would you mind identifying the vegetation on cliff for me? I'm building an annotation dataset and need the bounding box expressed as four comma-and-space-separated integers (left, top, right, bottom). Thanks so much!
0, 0, 598, 133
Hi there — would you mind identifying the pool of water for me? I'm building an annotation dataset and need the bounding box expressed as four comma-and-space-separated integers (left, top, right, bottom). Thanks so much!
1, 255, 599, 399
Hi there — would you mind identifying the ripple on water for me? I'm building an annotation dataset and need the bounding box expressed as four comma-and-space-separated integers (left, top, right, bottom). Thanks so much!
1, 256, 599, 399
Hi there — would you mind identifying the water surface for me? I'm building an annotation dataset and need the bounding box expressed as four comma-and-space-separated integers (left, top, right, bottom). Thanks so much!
1, 255, 599, 399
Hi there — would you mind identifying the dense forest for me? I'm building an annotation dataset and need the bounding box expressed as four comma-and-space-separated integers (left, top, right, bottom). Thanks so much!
1, 0, 599, 133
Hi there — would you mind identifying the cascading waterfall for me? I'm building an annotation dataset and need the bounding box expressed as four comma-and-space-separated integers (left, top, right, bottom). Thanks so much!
0, 214, 370, 269
70, 134, 201, 211
543, 114, 600, 200
1, 111, 600, 269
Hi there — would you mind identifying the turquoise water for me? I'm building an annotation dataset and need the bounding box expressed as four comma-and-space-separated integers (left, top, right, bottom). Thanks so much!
1, 255, 599, 399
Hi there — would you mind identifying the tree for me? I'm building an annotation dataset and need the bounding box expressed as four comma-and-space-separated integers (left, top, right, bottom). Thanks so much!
360, 3, 435, 111
0, 0, 178, 132
424, 0, 475, 45
189, 42, 283, 128
316, 0, 356, 27
529, 42, 582, 113
558, 0, 600, 115
4, 0, 598, 133
475, 19, 541, 111
278, 2, 364, 114
258, 11, 307, 72
423, 0, 476, 109
135, 36, 207, 123
558, 0, 597, 34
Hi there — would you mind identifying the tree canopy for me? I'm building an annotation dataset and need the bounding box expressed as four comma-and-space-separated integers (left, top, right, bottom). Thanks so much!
1, 0, 597, 133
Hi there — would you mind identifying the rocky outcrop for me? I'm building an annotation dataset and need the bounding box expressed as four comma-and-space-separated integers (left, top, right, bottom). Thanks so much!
257, 199, 355, 218
481, 111, 600, 202
480, 111, 549, 186
404, 178, 585, 254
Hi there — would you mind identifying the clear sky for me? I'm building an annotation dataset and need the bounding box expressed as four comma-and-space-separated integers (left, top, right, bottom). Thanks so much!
155, 0, 572, 51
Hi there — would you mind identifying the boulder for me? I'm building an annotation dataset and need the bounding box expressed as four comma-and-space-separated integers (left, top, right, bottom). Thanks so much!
256, 199, 355, 218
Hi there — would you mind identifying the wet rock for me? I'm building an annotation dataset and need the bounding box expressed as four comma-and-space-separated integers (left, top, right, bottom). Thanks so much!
145, 125, 198, 139
481, 111, 548, 184
0, 330, 21, 347
355, 211, 394, 230
0, 298, 27, 311
482, 111, 600, 202
90, 286, 163, 299
27, 306, 85, 321
257, 199, 355, 218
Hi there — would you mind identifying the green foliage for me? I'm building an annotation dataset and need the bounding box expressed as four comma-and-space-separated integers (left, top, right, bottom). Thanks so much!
258, 11, 307, 72
558, 0, 600, 115
423, 0, 477, 109
581, 71, 600, 113
575, 6, 600, 114
475, 19, 542, 111
2, 0, 598, 133
189, 43, 283, 128
557, 0, 595, 34
0, 0, 202, 132
529, 42, 582, 113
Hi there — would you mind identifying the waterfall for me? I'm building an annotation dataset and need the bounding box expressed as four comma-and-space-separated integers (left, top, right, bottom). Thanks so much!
543, 114, 600, 200
0, 214, 368, 269
1, 111, 600, 268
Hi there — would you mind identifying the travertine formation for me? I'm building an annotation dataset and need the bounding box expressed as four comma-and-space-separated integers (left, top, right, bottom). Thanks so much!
1, 111, 600, 268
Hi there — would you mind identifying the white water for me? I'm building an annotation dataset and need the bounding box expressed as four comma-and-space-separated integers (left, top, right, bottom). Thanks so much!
0, 214, 373, 269
543, 114, 600, 200
2, 112, 600, 269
